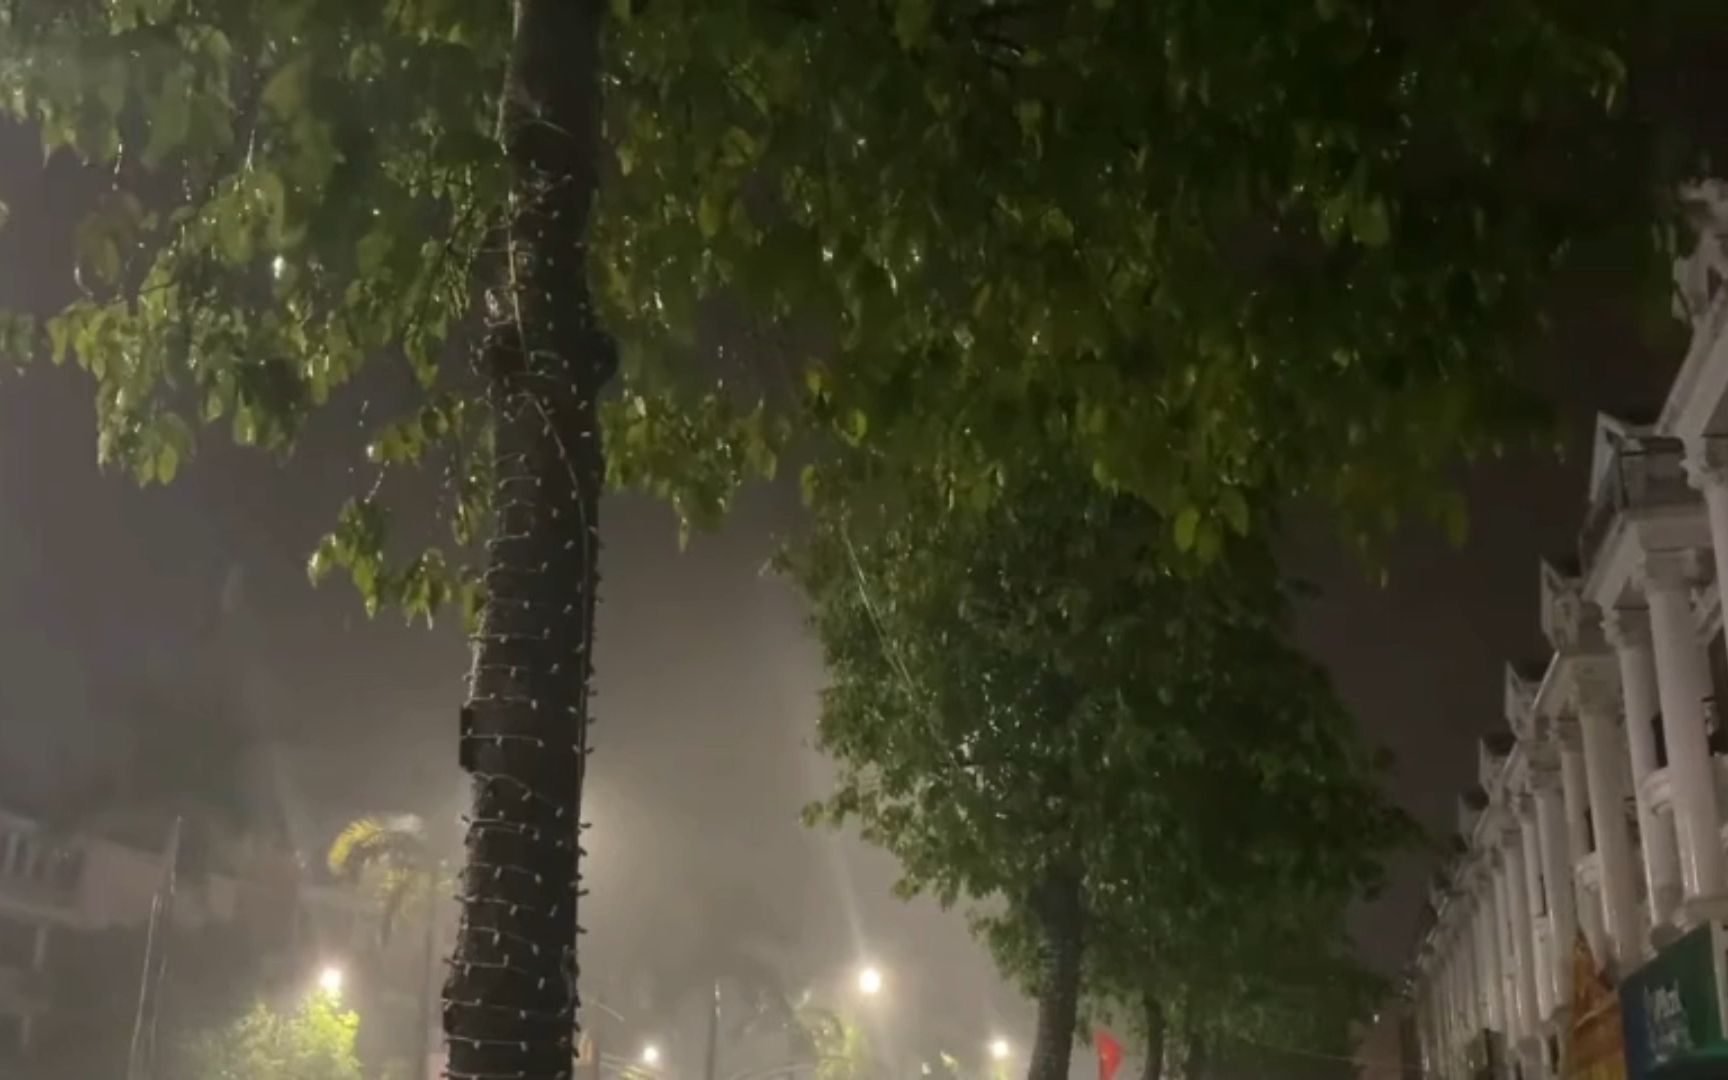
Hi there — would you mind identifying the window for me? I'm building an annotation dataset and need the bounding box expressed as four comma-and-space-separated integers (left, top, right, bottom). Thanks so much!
1706, 697, 1728, 756
47, 848, 83, 892
1707, 628, 1728, 721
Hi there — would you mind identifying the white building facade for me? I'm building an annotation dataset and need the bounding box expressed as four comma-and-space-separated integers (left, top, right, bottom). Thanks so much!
1410, 181, 1728, 1080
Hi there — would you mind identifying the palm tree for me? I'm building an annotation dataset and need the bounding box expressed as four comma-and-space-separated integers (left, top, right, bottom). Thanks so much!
789, 1005, 875, 1080
326, 815, 446, 1077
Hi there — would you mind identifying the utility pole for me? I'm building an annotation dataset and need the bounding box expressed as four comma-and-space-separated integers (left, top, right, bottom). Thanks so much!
125, 816, 181, 1080
704, 978, 721, 1080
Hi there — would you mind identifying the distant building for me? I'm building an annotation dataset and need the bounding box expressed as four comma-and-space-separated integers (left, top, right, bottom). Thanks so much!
0, 803, 404, 1078
1406, 181, 1728, 1079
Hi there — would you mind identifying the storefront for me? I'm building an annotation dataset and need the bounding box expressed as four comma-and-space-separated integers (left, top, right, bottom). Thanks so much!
1569, 933, 1625, 1080
1621, 922, 1728, 1079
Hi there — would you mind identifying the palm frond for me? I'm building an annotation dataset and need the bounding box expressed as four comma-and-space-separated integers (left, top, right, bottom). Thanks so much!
326, 815, 433, 948
326, 815, 427, 879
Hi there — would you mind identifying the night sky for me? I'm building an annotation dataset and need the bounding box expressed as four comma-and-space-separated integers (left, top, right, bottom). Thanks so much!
0, 116, 1692, 1065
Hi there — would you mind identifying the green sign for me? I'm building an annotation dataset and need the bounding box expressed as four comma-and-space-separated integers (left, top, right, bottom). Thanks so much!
1621, 923, 1728, 1079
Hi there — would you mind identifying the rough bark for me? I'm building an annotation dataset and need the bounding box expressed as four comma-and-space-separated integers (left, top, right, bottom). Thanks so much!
443, 1, 613, 1077
1140, 994, 1165, 1080
1026, 863, 1086, 1080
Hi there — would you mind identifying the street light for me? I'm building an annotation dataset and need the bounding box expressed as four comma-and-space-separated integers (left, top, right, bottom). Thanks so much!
988, 1038, 1011, 1062
641, 1044, 662, 1067
856, 965, 884, 997
317, 965, 345, 998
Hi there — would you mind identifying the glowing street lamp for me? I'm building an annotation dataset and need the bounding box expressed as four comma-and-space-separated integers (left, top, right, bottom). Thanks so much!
988, 1038, 1011, 1062
641, 1044, 662, 1068
317, 965, 345, 998
856, 965, 884, 997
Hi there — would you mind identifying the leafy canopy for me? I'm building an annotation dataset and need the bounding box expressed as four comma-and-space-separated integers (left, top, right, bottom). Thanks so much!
187, 995, 363, 1080
602, 0, 1687, 553
0, 0, 772, 624
795, 456, 1408, 992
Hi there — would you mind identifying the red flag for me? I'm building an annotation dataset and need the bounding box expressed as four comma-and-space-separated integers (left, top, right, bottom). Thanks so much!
1096, 1028, 1123, 1080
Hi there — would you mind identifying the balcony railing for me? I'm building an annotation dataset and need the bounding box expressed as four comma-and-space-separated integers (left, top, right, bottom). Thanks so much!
0, 874, 76, 911
1578, 437, 1694, 575
0, 845, 84, 913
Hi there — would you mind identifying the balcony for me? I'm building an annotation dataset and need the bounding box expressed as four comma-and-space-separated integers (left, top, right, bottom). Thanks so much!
1579, 433, 1694, 578
1479, 733, 1515, 795
0, 844, 83, 920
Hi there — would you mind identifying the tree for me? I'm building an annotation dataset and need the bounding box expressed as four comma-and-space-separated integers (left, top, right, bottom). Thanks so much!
187, 994, 363, 1080
790, 1004, 875, 1080
601, 0, 1719, 554
0, 3, 696, 1074
793, 460, 1406, 1080
1077, 644, 1401, 1080
327, 814, 446, 1078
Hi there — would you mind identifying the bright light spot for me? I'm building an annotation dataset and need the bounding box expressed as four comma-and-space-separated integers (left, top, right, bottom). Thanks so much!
857, 965, 883, 996
641, 1044, 661, 1067
989, 1038, 1011, 1062
271, 255, 286, 279
921, 1064, 932, 1076
317, 965, 344, 997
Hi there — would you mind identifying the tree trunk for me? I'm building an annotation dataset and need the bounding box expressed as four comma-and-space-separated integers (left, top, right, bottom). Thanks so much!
1140, 994, 1164, 1080
1183, 1033, 1209, 1080
1026, 864, 1085, 1080
443, 1, 613, 1077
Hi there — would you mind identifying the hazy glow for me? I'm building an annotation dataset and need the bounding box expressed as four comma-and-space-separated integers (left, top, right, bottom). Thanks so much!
317, 965, 344, 997
857, 965, 883, 996
989, 1038, 1011, 1061
641, 1044, 661, 1067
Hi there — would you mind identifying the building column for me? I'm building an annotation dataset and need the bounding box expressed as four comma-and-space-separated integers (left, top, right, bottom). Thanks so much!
1437, 940, 1451, 1064
1492, 850, 1521, 1043
1556, 720, 1607, 963
1685, 437, 1728, 658
1534, 755, 1577, 1013
1460, 897, 1484, 1038
1605, 605, 1685, 928
1475, 870, 1506, 1035
1519, 797, 1554, 1023
1421, 982, 1440, 1079
1503, 824, 1540, 1044
1641, 550, 1728, 906
1574, 662, 1645, 973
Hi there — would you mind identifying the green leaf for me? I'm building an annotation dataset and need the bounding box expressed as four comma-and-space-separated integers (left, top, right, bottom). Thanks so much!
1173, 507, 1201, 552
1350, 197, 1391, 249
155, 440, 180, 484
261, 56, 312, 118
1220, 488, 1250, 536
893, 0, 932, 49
697, 191, 726, 239
144, 69, 192, 166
